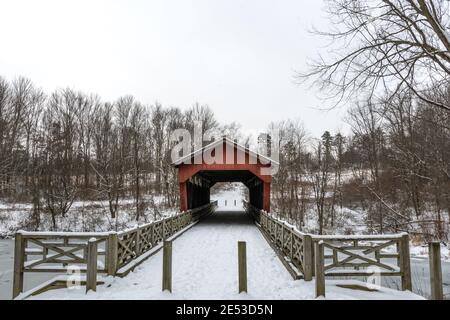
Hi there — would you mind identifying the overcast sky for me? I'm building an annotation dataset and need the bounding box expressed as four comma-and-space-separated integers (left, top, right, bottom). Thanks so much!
0, 0, 350, 138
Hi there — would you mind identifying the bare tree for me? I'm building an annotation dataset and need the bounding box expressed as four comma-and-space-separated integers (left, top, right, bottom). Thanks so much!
0, 77, 12, 190
90, 103, 123, 222
129, 102, 147, 220
185, 103, 219, 145
41, 90, 79, 229
75, 92, 100, 197
267, 120, 309, 228
330, 132, 345, 227
300, 0, 450, 111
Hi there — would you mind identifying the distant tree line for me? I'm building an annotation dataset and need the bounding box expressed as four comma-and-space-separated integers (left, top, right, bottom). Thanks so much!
269, 86, 449, 241
279, 0, 450, 241
0, 74, 448, 240
0, 76, 237, 229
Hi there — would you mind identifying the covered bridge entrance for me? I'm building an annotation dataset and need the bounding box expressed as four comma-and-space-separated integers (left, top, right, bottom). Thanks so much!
172, 137, 278, 212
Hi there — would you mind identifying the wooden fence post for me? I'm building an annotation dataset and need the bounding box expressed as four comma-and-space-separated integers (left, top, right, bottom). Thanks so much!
135, 226, 141, 257
400, 234, 412, 291
151, 223, 155, 246
162, 219, 166, 240
12, 231, 25, 299
238, 241, 247, 293
429, 242, 443, 300
170, 217, 174, 235
315, 241, 325, 298
86, 238, 98, 293
289, 227, 294, 261
107, 232, 118, 276
167, 218, 172, 237
303, 235, 313, 281
162, 240, 172, 292
187, 212, 191, 225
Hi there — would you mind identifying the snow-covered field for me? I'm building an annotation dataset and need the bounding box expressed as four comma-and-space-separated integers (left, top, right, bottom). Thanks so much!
0, 195, 176, 238
26, 186, 422, 300
211, 185, 245, 212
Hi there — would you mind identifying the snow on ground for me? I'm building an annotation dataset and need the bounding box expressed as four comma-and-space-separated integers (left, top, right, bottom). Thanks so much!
211, 183, 245, 212
0, 195, 176, 238
0, 207, 30, 238
29, 193, 423, 300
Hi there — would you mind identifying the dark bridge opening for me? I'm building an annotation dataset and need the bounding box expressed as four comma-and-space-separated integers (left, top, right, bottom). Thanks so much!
173, 137, 276, 213
185, 170, 264, 210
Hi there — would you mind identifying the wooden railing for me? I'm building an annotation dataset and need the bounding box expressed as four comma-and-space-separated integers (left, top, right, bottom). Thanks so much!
313, 233, 412, 295
13, 231, 111, 298
12, 201, 217, 299
115, 201, 217, 269
244, 201, 412, 294
244, 201, 313, 280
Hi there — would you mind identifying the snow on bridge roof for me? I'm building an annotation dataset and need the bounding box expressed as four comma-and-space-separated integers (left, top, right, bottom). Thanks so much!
171, 136, 280, 167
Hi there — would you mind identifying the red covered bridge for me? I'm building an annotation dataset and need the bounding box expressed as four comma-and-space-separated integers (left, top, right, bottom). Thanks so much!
172, 137, 278, 212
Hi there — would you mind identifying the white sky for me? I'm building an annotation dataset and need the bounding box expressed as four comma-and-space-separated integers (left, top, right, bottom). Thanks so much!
0, 0, 350, 138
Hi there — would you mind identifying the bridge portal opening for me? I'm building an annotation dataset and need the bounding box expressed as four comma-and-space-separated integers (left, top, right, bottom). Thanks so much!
185, 170, 264, 210
172, 137, 277, 213
210, 182, 248, 209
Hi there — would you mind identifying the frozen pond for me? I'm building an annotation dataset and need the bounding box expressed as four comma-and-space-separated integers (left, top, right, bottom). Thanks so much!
0, 239, 57, 300
0, 239, 15, 300
401, 257, 450, 299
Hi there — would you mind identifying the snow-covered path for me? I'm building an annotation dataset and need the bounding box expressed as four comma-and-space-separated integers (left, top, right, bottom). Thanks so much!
30, 209, 423, 300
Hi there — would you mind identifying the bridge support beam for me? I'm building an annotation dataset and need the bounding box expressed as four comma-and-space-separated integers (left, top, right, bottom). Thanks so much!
180, 182, 188, 212
263, 182, 270, 212
180, 177, 211, 212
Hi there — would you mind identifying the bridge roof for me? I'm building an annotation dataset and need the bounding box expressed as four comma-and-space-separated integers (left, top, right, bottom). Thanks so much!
171, 136, 279, 167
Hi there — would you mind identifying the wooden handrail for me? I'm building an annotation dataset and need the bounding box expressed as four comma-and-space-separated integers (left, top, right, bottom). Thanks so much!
12, 201, 218, 299
244, 202, 412, 294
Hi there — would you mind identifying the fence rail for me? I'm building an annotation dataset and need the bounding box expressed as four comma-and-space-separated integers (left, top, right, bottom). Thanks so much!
244, 201, 412, 294
116, 201, 216, 269
12, 201, 217, 299
245, 201, 313, 280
